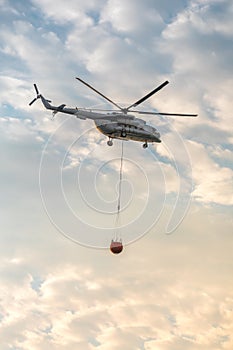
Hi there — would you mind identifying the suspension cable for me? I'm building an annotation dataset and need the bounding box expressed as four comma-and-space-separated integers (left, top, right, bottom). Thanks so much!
117, 140, 124, 212
114, 140, 124, 240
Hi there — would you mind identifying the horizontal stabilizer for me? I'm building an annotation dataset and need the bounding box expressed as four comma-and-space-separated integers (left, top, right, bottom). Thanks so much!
57, 104, 66, 110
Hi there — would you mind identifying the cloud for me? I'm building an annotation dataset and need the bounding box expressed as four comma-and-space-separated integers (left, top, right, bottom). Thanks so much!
0, 206, 233, 349
187, 140, 233, 205
101, 0, 164, 34
159, 0, 233, 130
31, 0, 104, 24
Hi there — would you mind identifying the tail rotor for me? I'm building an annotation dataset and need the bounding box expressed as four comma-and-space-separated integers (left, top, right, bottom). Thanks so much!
29, 84, 41, 106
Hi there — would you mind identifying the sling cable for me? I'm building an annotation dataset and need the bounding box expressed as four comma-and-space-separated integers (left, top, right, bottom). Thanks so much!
110, 141, 124, 254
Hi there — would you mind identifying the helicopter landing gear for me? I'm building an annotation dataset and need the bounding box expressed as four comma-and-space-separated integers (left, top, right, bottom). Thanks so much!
142, 142, 148, 149
121, 129, 127, 138
107, 138, 113, 146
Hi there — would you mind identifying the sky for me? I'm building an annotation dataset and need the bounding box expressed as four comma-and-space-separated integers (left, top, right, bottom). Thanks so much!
0, 0, 233, 349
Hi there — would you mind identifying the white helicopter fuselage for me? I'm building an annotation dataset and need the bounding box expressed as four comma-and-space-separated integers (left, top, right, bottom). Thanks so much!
94, 115, 161, 143
73, 108, 161, 143
41, 97, 161, 145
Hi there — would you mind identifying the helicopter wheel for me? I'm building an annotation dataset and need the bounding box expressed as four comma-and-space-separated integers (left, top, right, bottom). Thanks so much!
142, 142, 148, 149
121, 129, 127, 138
107, 139, 113, 146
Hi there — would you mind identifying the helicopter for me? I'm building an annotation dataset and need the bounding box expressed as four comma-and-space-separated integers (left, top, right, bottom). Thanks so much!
29, 77, 197, 148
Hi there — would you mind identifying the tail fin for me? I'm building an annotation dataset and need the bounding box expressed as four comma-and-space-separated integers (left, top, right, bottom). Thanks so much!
40, 95, 53, 110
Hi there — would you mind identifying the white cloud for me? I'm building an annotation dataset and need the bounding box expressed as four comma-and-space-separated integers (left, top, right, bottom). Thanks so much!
31, 0, 104, 24
159, 0, 233, 135
101, 0, 163, 34
0, 206, 233, 349
187, 141, 233, 205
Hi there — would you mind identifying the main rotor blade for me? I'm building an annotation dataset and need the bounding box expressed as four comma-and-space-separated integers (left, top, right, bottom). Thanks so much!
75, 108, 197, 117
126, 80, 169, 110
132, 110, 198, 117
76, 77, 123, 111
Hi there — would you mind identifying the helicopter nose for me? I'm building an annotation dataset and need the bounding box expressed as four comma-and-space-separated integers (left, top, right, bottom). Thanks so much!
154, 132, 161, 142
